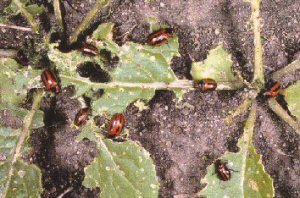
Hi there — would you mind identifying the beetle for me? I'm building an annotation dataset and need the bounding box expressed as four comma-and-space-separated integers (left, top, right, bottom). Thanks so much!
80, 43, 99, 56
215, 160, 231, 181
146, 28, 173, 46
263, 81, 281, 97
74, 108, 90, 126
193, 78, 217, 91
107, 113, 126, 138
41, 69, 61, 93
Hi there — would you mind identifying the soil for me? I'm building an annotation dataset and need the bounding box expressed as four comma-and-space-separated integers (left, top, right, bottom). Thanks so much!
0, 0, 300, 198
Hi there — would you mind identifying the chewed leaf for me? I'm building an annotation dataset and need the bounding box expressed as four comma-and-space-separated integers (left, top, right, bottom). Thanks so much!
5, 0, 45, 16
191, 45, 244, 90
0, 58, 44, 197
282, 81, 300, 120
49, 22, 180, 115
0, 127, 43, 197
4, 0, 44, 32
83, 138, 159, 198
199, 105, 274, 197
0, 58, 40, 109
93, 88, 155, 115
48, 44, 103, 75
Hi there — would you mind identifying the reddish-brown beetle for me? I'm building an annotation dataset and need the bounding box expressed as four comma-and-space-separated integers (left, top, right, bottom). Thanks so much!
215, 160, 231, 181
41, 69, 61, 93
263, 81, 281, 97
146, 28, 173, 46
74, 108, 90, 126
107, 113, 126, 138
80, 43, 99, 56
193, 79, 217, 91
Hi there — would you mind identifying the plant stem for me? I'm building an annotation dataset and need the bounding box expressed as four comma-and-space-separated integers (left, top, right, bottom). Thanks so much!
271, 59, 300, 81
3, 89, 43, 198
69, 0, 110, 44
61, 74, 243, 91
251, 0, 264, 88
12, 0, 39, 33
268, 98, 300, 135
0, 23, 33, 32
53, 0, 64, 31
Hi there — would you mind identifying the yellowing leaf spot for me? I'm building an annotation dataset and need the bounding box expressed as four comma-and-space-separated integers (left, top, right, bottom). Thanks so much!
150, 56, 156, 62
249, 179, 259, 192
134, 100, 149, 111
150, 183, 157, 189
139, 156, 143, 163
266, 193, 272, 198
18, 170, 26, 178
105, 166, 111, 171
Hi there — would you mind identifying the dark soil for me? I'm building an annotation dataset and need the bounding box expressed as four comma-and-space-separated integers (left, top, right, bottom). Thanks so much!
0, 0, 299, 197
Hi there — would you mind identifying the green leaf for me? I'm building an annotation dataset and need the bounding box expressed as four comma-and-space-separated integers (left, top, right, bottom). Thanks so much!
199, 104, 274, 198
4, 0, 44, 32
282, 81, 300, 120
190, 45, 244, 90
0, 58, 41, 108
83, 136, 160, 198
0, 127, 43, 198
5, 0, 45, 16
0, 58, 44, 197
24, 4, 45, 16
92, 22, 115, 41
92, 37, 178, 115
48, 23, 180, 115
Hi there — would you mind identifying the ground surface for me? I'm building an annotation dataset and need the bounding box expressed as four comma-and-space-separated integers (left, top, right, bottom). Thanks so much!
0, 0, 300, 197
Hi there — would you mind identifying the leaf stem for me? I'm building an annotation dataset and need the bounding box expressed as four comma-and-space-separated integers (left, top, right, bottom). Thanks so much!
12, 0, 39, 33
69, 0, 110, 44
53, 0, 64, 31
3, 89, 43, 198
240, 102, 257, 198
61, 75, 243, 91
268, 98, 300, 135
271, 59, 300, 82
251, 0, 264, 88
0, 23, 33, 32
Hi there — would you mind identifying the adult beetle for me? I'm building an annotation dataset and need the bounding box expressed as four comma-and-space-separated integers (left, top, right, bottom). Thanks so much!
146, 28, 173, 46
193, 78, 217, 91
107, 113, 126, 138
74, 108, 90, 126
263, 81, 281, 97
41, 69, 61, 93
215, 160, 232, 181
80, 43, 99, 56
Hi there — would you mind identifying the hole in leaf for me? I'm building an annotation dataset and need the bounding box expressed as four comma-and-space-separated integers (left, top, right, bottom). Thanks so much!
77, 62, 111, 83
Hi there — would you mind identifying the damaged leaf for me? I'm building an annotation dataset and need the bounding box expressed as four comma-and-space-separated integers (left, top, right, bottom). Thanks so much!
0, 58, 43, 197
83, 137, 160, 198
4, 0, 45, 32
48, 22, 180, 115
282, 81, 300, 120
199, 104, 274, 198
191, 45, 244, 90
